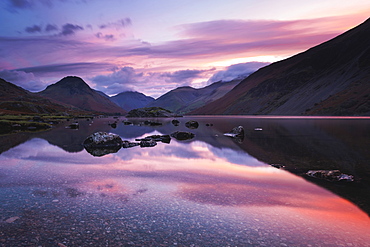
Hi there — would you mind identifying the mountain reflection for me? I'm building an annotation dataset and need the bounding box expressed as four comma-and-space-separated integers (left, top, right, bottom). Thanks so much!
1, 117, 370, 246
1, 116, 370, 217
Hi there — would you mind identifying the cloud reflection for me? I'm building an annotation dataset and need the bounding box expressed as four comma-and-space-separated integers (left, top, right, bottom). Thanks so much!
1, 138, 113, 165
1, 135, 368, 222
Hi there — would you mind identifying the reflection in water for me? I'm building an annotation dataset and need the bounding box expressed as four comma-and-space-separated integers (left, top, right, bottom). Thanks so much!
0, 116, 369, 246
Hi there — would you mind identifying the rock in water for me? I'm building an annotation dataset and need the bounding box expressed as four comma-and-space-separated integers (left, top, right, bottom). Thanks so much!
170, 131, 195, 141
140, 139, 157, 148
306, 170, 354, 182
185, 120, 199, 129
136, 134, 171, 144
84, 132, 123, 148
223, 126, 244, 143
122, 141, 140, 148
172, 119, 180, 126
83, 132, 123, 156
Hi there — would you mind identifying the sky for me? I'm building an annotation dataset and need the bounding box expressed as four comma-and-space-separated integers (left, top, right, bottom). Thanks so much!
0, 0, 369, 98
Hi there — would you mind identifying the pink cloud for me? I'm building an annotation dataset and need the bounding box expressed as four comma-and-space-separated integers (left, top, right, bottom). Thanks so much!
1, 14, 367, 96
2, 16, 365, 69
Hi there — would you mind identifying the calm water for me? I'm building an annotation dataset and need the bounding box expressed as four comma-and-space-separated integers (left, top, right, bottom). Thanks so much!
0, 116, 369, 246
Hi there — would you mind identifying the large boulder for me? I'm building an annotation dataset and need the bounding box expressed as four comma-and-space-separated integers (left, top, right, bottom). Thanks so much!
83, 132, 123, 156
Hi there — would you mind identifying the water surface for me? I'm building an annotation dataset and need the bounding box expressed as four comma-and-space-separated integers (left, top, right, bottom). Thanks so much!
0, 116, 369, 246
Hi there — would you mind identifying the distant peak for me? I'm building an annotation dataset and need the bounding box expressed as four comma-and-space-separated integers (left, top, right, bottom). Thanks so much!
54, 76, 90, 88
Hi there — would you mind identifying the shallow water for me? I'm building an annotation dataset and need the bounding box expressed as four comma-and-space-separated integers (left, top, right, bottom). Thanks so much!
0, 116, 369, 246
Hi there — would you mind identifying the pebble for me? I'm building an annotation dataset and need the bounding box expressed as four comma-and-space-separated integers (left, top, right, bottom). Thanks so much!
5, 216, 20, 223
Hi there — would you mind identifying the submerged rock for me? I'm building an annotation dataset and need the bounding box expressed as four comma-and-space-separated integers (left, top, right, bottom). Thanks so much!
67, 122, 79, 129
185, 120, 199, 129
83, 132, 123, 157
223, 126, 244, 143
123, 120, 133, 125
136, 135, 171, 144
140, 139, 157, 148
143, 120, 162, 126
270, 164, 285, 169
170, 131, 195, 141
122, 141, 140, 148
306, 170, 354, 182
172, 119, 180, 126
85, 146, 122, 157
109, 122, 117, 128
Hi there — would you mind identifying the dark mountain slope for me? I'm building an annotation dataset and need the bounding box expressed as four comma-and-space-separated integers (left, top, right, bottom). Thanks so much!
191, 18, 370, 116
38, 76, 126, 115
147, 79, 241, 114
110, 91, 155, 111
0, 78, 76, 114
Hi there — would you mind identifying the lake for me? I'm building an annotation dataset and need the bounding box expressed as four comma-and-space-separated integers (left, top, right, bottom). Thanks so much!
0, 116, 369, 246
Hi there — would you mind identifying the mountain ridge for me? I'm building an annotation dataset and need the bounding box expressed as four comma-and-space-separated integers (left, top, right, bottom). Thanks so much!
191, 18, 370, 116
147, 79, 242, 114
38, 76, 126, 115
110, 91, 155, 112
0, 78, 82, 115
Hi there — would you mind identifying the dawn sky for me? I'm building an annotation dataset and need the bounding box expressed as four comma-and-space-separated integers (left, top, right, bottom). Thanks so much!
0, 0, 369, 98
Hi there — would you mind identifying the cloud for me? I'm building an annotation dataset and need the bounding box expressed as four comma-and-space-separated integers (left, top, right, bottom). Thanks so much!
91, 67, 216, 96
25, 24, 42, 33
60, 23, 84, 36
95, 32, 115, 41
23, 23, 80, 35
0, 69, 46, 91
45, 24, 58, 32
7, 0, 33, 9
5, 0, 91, 11
160, 68, 215, 84
117, 17, 348, 61
91, 67, 142, 94
0, 63, 116, 92
99, 18, 132, 30
16, 62, 114, 75
1, 17, 349, 70
209, 62, 269, 82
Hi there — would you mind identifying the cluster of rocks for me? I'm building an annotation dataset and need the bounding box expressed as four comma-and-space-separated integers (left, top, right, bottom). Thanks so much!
83, 131, 195, 157
126, 107, 177, 118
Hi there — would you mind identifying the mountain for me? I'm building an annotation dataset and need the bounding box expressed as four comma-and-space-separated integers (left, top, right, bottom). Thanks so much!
147, 79, 241, 114
110, 91, 155, 111
38, 76, 126, 115
191, 18, 370, 116
0, 78, 77, 115
95, 90, 110, 99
